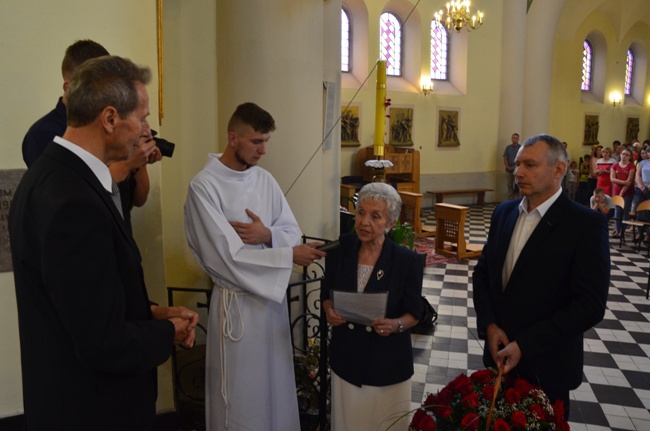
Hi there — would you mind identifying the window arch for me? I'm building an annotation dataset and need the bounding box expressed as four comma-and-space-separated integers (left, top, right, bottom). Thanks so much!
430, 20, 448, 80
379, 12, 402, 76
581, 40, 592, 91
341, 8, 351, 73
624, 49, 634, 96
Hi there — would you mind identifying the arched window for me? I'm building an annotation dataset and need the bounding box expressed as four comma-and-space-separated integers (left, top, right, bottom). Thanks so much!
341, 8, 351, 73
430, 20, 448, 80
624, 49, 634, 95
581, 40, 592, 91
379, 12, 402, 76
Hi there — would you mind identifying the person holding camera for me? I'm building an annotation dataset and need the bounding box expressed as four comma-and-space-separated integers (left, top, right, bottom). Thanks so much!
22, 39, 164, 233
109, 124, 162, 234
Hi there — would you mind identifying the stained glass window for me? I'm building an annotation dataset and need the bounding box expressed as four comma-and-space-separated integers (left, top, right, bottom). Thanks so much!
624, 49, 634, 95
581, 40, 592, 91
341, 9, 350, 73
430, 20, 448, 80
379, 12, 402, 76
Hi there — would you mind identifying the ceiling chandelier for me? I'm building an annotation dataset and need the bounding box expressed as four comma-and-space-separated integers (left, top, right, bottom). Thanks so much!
434, 1, 484, 33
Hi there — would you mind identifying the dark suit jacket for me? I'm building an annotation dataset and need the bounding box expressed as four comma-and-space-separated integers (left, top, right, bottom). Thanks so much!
321, 233, 423, 387
472, 192, 610, 394
9, 143, 174, 431
21, 98, 66, 167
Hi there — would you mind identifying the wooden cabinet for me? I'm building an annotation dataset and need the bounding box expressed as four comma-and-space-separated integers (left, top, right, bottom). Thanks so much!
356, 145, 420, 193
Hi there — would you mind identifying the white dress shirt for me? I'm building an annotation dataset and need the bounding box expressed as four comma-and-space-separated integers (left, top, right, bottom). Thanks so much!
502, 188, 563, 289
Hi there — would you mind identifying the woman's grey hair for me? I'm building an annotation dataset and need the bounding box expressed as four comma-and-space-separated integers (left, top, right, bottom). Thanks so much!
521, 134, 568, 176
357, 182, 402, 225
66, 55, 151, 127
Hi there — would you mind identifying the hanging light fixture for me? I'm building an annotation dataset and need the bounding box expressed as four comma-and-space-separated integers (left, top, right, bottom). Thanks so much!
434, 1, 484, 33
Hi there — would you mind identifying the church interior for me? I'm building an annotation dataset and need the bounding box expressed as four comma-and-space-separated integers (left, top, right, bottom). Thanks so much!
2, 0, 650, 430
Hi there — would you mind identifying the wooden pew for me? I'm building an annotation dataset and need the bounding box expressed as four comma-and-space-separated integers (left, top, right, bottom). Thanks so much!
340, 184, 356, 213
434, 203, 482, 259
427, 188, 493, 205
398, 192, 435, 237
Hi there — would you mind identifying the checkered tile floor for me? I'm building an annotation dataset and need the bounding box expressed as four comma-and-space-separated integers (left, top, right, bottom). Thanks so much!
410, 203, 650, 431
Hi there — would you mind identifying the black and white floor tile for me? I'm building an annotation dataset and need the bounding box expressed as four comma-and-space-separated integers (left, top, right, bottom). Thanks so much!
410, 203, 650, 431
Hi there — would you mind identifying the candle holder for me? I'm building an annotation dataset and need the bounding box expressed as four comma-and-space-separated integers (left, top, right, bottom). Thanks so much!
372, 168, 386, 183
365, 159, 394, 183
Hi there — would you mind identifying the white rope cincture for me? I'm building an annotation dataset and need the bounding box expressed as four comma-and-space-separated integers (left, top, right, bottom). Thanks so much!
217, 284, 248, 429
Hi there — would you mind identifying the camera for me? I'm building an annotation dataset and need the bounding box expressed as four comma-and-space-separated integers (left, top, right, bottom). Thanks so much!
151, 130, 175, 158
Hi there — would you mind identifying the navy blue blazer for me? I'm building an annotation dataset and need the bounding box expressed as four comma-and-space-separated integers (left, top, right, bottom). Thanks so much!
321, 233, 423, 387
10, 143, 174, 431
472, 192, 610, 393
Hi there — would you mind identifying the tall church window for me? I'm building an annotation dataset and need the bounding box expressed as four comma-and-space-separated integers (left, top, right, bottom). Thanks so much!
624, 49, 634, 95
581, 40, 592, 91
341, 8, 350, 72
430, 20, 448, 80
379, 12, 402, 76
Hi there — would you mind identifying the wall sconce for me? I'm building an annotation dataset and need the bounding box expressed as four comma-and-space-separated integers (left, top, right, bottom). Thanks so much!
610, 91, 622, 107
421, 80, 434, 96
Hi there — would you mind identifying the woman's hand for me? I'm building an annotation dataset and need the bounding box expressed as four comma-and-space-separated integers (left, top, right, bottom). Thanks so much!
372, 318, 397, 337
323, 300, 346, 326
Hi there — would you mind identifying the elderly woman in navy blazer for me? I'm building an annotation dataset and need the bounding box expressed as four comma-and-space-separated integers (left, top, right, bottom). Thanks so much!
321, 182, 424, 431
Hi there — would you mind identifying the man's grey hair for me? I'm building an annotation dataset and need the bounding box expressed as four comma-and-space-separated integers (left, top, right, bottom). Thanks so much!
521, 134, 568, 176
66, 55, 151, 127
357, 182, 402, 225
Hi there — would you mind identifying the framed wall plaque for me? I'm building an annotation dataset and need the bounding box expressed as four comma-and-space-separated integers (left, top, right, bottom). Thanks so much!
438, 109, 460, 147
341, 104, 360, 147
583, 114, 599, 146
388, 106, 414, 146
626, 117, 639, 145
0, 169, 26, 272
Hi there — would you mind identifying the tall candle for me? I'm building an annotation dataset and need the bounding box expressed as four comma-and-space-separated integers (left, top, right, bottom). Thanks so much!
373, 60, 387, 157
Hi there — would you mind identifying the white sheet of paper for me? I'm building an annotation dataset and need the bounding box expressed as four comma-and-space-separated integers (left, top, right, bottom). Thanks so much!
331, 290, 388, 326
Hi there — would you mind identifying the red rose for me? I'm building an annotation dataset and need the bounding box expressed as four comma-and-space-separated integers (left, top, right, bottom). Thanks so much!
424, 393, 437, 406
462, 392, 480, 409
552, 399, 565, 422
493, 418, 511, 431
437, 388, 453, 404
434, 405, 452, 419
513, 379, 533, 395
412, 409, 426, 425
417, 414, 436, 431
461, 413, 479, 431
449, 373, 469, 386
450, 374, 475, 395
470, 369, 495, 384
529, 403, 544, 419
482, 385, 494, 400
457, 380, 475, 395
504, 388, 521, 404
511, 411, 527, 428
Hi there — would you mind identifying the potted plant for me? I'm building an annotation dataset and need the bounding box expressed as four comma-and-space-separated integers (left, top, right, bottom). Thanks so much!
388, 219, 415, 250
294, 337, 328, 431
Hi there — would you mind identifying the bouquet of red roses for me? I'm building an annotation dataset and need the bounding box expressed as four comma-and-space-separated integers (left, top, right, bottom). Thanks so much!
409, 369, 570, 431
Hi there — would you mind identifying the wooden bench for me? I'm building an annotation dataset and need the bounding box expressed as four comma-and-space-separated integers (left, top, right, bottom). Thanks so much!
340, 184, 357, 213
427, 188, 493, 205
434, 203, 482, 259
398, 192, 435, 237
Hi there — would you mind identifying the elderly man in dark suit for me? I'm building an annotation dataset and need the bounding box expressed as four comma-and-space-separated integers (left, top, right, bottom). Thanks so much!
473, 134, 610, 420
9, 56, 198, 431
